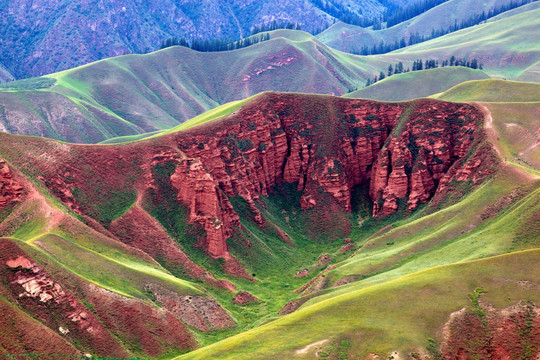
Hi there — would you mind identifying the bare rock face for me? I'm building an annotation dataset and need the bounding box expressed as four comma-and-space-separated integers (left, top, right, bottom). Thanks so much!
0, 158, 24, 209
145, 284, 236, 332
0, 93, 488, 262
168, 94, 484, 254
0, 240, 197, 357
370, 102, 482, 216
0, 245, 131, 358
170, 158, 240, 259
442, 302, 540, 360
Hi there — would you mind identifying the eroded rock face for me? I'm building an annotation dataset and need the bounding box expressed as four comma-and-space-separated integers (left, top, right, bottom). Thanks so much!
3, 93, 487, 260
0, 240, 197, 357
369, 103, 480, 216
442, 302, 540, 360
2, 251, 131, 358
145, 284, 236, 332
0, 158, 24, 209
170, 158, 240, 259
168, 94, 484, 254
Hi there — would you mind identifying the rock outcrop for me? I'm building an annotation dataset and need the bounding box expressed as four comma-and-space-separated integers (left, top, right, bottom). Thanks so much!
0, 158, 24, 210
165, 94, 485, 255
442, 302, 540, 360
0, 93, 488, 261
232, 291, 260, 305
0, 239, 197, 357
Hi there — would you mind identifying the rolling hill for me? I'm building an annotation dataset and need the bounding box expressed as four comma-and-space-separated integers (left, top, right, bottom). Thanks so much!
386, 5, 540, 81
317, 0, 530, 54
0, 90, 538, 358
0, 0, 417, 80
0, 30, 397, 144
346, 66, 490, 101
3, 2, 539, 145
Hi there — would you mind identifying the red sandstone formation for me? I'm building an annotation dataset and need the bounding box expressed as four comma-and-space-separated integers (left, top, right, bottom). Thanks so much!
170, 158, 240, 258
0, 93, 488, 262
0, 158, 24, 209
442, 302, 540, 360
0, 240, 197, 357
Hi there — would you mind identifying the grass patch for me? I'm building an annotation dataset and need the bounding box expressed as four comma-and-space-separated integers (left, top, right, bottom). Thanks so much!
0, 77, 56, 91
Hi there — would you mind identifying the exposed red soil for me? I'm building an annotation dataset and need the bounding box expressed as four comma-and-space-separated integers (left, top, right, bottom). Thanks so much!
442, 302, 540, 360
145, 283, 236, 332
0, 239, 131, 357
0, 238, 199, 357
81, 283, 197, 356
0, 93, 489, 264
279, 296, 316, 315
0, 158, 24, 211
109, 204, 235, 291
294, 265, 336, 297
232, 291, 260, 305
0, 294, 80, 355
338, 244, 355, 253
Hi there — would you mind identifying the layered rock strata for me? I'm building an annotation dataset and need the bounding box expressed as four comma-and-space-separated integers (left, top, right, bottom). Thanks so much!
1, 93, 488, 260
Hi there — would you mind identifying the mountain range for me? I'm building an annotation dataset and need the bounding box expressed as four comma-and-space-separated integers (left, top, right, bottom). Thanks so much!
0, 0, 422, 79
2, 3, 540, 144
0, 0, 539, 359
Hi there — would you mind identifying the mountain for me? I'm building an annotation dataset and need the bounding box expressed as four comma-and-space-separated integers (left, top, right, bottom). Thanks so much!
317, 0, 528, 54
1, 89, 538, 358
3, 2, 539, 145
385, 6, 540, 81
346, 66, 490, 101
0, 30, 396, 144
0, 0, 419, 80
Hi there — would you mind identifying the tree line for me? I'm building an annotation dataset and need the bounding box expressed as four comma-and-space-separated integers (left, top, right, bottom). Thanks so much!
384, 0, 450, 28
159, 20, 330, 53
365, 57, 483, 87
159, 33, 271, 52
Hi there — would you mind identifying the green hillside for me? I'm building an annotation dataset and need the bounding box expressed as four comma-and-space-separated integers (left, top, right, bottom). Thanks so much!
317, 0, 527, 54
346, 67, 490, 101
435, 79, 540, 102
435, 79, 540, 173
0, 30, 395, 144
178, 249, 540, 359
387, 7, 540, 80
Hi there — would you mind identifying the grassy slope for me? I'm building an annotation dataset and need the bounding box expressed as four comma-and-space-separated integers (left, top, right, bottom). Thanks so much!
0, 30, 394, 144
174, 80, 539, 358
386, 7, 540, 80
0, 191, 203, 302
175, 137, 539, 360
1, 86, 538, 358
176, 134, 539, 359
317, 0, 524, 53
435, 79, 540, 173
345, 67, 490, 101
178, 249, 540, 360
435, 79, 540, 102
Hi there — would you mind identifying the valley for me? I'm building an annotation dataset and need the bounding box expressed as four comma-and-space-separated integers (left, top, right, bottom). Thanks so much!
0, 1, 538, 359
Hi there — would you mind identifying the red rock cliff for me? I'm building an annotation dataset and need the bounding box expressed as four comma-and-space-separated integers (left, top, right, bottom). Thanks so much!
0, 158, 24, 210
2, 93, 487, 260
